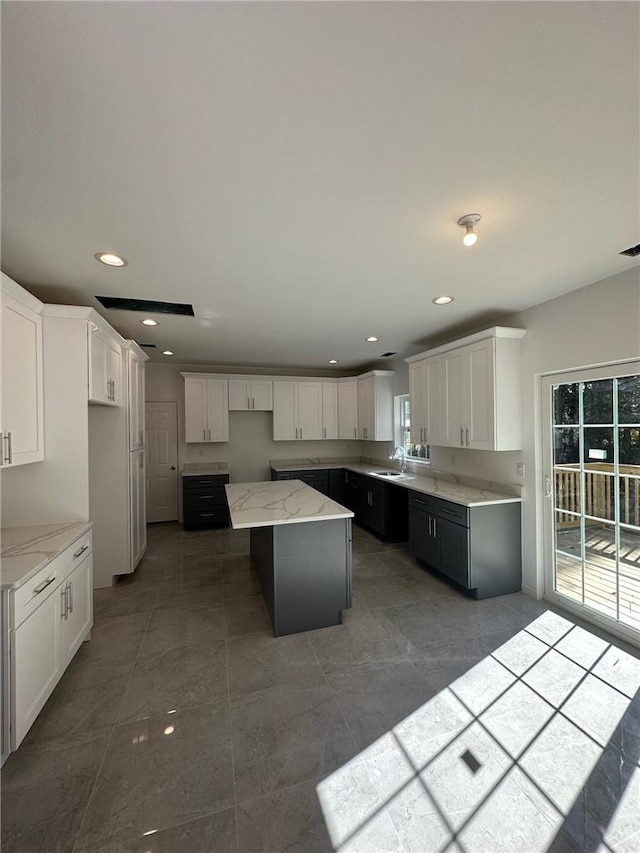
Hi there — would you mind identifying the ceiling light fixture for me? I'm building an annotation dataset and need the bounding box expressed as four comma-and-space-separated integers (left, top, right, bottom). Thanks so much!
95, 252, 128, 267
328, 359, 338, 364
162, 350, 174, 356
366, 336, 379, 342
457, 214, 481, 247
432, 295, 454, 305
140, 318, 158, 326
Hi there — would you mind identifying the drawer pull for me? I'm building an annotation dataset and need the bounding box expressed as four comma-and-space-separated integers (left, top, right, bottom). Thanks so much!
200, 513, 215, 517
73, 544, 90, 559
200, 495, 215, 499
412, 498, 426, 505
34, 577, 56, 595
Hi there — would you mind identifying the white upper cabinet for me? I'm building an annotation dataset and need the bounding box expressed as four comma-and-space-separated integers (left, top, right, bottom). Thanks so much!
127, 345, 147, 451
88, 322, 122, 406
357, 371, 393, 441
273, 381, 322, 440
322, 383, 338, 440
0, 276, 44, 467
183, 375, 229, 442
228, 379, 273, 411
337, 380, 358, 440
407, 327, 525, 451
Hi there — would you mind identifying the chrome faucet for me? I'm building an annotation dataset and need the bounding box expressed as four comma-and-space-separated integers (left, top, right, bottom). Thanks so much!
389, 445, 407, 473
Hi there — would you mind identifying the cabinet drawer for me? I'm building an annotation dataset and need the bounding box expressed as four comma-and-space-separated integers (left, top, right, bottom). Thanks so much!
434, 499, 469, 527
183, 487, 227, 507
409, 492, 436, 512
183, 475, 229, 490
183, 506, 230, 527
63, 531, 93, 571
10, 555, 63, 629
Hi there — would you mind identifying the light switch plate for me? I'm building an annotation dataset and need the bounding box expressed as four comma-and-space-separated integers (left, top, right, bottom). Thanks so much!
516, 462, 525, 478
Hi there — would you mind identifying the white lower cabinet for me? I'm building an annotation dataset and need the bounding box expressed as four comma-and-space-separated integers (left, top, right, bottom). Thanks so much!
129, 449, 146, 570
9, 533, 93, 750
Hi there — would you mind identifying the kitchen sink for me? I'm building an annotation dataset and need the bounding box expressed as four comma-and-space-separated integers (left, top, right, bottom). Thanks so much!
372, 471, 403, 477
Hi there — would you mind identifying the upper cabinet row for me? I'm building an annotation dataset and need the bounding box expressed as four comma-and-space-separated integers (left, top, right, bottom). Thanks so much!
406, 327, 526, 451
182, 371, 394, 443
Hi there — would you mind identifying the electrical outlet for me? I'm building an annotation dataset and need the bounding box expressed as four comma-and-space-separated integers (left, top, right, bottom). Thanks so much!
516, 463, 525, 478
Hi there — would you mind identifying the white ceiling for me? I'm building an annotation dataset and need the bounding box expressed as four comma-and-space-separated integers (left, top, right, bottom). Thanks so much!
2, 1, 638, 370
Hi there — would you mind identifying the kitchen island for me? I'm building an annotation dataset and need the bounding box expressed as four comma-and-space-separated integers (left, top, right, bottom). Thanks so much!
225, 480, 354, 637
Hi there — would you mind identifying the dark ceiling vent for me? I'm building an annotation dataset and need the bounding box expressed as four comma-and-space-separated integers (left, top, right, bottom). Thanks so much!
138, 343, 157, 349
620, 244, 640, 257
381, 351, 397, 358
95, 296, 195, 316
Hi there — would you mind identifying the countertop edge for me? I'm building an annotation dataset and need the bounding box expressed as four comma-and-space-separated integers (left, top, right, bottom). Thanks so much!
1, 522, 94, 591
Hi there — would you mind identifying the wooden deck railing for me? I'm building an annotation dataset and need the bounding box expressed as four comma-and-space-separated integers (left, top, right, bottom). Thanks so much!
555, 463, 640, 528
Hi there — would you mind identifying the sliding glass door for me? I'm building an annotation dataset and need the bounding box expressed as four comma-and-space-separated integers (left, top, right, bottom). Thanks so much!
542, 363, 640, 643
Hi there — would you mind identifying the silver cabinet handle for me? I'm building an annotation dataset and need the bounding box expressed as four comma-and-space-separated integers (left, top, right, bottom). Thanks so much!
200, 494, 215, 499
460, 427, 464, 446
139, 430, 144, 446
428, 516, 432, 535
544, 476, 552, 498
433, 519, 437, 537
323, 427, 326, 439
248, 397, 251, 409
73, 544, 89, 559
203, 429, 206, 441
34, 576, 56, 595
413, 497, 426, 505
7, 431, 12, 464
300, 428, 303, 439
61, 587, 68, 620
252, 397, 255, 409
69, 581, 73, 614
465, 427, 469, 446
295, 427, 298, 439
354, 427, 357, 438
208, 428, 211, 440
200, 512, 215, 517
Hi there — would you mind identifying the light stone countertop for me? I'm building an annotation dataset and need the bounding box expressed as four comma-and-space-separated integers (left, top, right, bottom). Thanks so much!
269, 460, 521, 507
1, 521, 94, 590
225, 480, 354, 529
181, 464, 230, 477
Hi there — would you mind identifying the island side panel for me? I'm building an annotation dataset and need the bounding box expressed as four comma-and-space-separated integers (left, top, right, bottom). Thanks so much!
469, 502, 522, 599
272, 518, 352, 636
250, 526, 275, 626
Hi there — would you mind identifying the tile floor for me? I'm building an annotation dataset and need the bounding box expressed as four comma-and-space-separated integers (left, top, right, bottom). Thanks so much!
2, 522, 640, 852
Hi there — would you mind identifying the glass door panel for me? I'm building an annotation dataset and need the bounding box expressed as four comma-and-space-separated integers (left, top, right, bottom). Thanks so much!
546, 368, 640, 643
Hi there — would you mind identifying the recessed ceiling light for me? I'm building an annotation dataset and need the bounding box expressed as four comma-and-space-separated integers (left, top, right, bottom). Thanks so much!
432, 295, 454, 305
162, 350, 174, 356
95, 252, 128, 267
366, 336, 379, 342
328, 359, 338, 364
140, 318, 158, 326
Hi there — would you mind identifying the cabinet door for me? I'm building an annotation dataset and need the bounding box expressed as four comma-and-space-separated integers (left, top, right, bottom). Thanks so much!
1, 295, 44, 466
88, 324, 109, 404
437, 518, 469, 587
184, 377, 208, 442
129, 449, 147, 569
357, 376, 374, 440
273, 382, 297, 440
464, 340, 495, 450
322, 383, 338, 440
409, 507, 439, 566
297, 383, 322, 440
106, 340, 122, 406
442, 350, 464, 447
228, 379, 251, 411
128, 349, 145, 450
425, 357, 443, 446
10, 588, 61, 748
205, 379, 229, 442
409, 361, 426, 445
251, 380, 273, 411
59, 554, 93, 669
338, 381, 358, 440
367, 487, 386, 537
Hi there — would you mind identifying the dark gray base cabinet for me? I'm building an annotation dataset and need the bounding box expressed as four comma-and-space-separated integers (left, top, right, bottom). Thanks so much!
344, 471, 408, 543
182, 473, 230, 530
271, 469, 329, 495
408, 492, 521, 599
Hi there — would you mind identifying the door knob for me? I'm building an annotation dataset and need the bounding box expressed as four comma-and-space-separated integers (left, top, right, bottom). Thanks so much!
171, 465, 176, 470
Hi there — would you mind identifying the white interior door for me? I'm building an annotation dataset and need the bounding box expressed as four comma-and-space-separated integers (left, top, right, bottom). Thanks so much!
542, 361, 640, 645
146, 401, 178, 522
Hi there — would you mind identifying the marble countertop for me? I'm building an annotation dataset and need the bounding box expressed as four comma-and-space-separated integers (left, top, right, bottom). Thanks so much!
269, 460, 521, 507
1, 521, 94, 590
225, 480, 354, 529
182, 464, 230, 477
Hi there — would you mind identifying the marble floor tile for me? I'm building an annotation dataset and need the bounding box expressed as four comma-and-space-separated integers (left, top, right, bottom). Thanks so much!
223, 594, 272, 638
26, 657, 133, 743
522, 648, 586, 708
374, 549, 423, 575
352, 553, 391, 579
231, 677, 357, 802
384, 777, 454, 853
598, 764, 640, 853
237, 778, 334, 852
93, 584, 159, 619
116, 641, 228, 722
137, 604, 227, 658
525, 610, 575, 646
354, 574, 427, 610
592, 645, 640, 699
491, 629, 549, 676
153, 582, 224, 612
227, 631, 323, 697
554, 624, 610, 669
479, 680, 555, 759
74, 705, 234, 852
561, 674, 632, 748
222, 568, 261, 600
89, 808, 238, 853
448, 655, 516, 717
73, 611, 152, 665
1, 727, 111, 853
308, 609, 415, 674
328, 659, 435, 749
